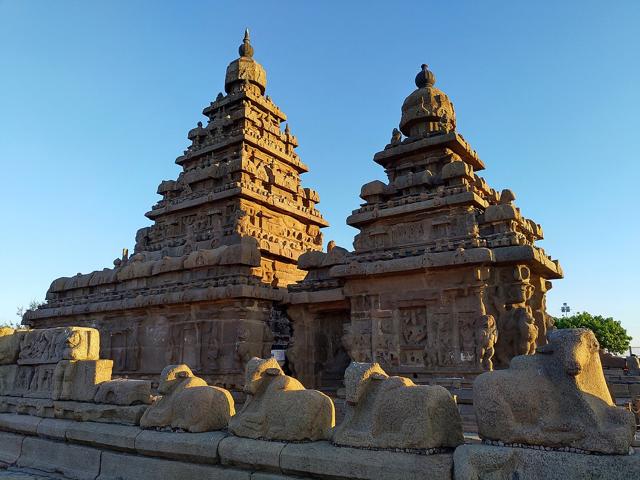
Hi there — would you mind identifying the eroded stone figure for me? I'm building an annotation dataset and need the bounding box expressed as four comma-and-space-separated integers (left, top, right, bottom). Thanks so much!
474, 328, 635, 454
475, 315, 497, 371
140, 364, 234, 433
333, 362, 463, 450
94, 378, 152, 406
228, 357, 334, 441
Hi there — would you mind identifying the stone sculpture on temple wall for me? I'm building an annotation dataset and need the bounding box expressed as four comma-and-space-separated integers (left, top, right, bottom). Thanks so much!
288, 63, 562, 388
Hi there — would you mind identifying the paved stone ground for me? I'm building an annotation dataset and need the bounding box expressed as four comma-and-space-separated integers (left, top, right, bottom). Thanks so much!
0, 468, 63, 480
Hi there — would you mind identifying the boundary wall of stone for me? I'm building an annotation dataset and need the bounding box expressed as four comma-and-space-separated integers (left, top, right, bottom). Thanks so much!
1, 414, 639, 480
0, 414, 453, 480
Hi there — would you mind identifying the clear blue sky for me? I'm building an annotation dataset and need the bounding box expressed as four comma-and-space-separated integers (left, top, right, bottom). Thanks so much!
1, 1, 638, 346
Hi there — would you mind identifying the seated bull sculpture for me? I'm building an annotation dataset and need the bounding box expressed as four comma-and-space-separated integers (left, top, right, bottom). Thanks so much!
140, 364, 234, 433
228, 357, 334, 441
474, 328, 635, 454
333, 362, 464, 450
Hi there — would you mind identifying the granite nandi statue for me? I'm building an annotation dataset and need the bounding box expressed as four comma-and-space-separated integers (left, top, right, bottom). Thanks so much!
140, 364, 234, 433
474, 328, 635, 454
228, 357, 334, 441
332, 362, 464, 450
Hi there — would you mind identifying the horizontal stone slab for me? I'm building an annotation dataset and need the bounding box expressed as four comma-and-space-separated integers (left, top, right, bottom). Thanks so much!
218, 435, 286, 472
453, 444, 640, 480
135, 429, 226, 464
65, 421, 141, 451
98, 451, 250, 480
17, 436, 101, 480
280, 441, 453, 480
0, 413, 42, 435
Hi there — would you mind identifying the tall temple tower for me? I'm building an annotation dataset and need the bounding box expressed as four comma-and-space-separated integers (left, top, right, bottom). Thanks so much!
25, 32, 328, 388
288, 64, 562, 389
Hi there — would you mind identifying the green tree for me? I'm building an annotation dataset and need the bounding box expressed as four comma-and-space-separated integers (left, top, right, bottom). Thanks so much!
554, 312, 632, 355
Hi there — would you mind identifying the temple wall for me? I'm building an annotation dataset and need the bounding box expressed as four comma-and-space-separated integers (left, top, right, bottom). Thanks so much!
28, 299, 277, 389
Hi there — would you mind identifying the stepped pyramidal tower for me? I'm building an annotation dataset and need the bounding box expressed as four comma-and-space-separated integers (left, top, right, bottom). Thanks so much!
25, 31, 328, 388
287, 64, 562, 389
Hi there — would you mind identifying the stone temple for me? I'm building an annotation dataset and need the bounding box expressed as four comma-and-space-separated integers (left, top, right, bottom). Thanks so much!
287, 64, 563, 389
24, 31, 328, 388
25, 34, 562, 393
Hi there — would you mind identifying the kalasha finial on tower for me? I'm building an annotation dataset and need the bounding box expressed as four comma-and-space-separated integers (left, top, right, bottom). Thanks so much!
239, 28, 254, 58
415, 63, 436, 89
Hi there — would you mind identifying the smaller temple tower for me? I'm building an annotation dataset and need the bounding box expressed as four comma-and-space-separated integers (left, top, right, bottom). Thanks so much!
288, 64, 562, 389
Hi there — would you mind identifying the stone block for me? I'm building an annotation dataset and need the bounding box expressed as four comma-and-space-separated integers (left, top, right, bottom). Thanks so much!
52, 359, 113, 402
0, 366, 17, 396
250, 474, 299, 480
280, 441, 453, 480
0, 396, 54, 418
65, 421, 140, 451
94, 378, 151, 405
218, 436, 285, 472
453, 444, 640, 480
36, 418, 74, 440
0, 431, 24, 464
135, 429, 225, 464
53, 400, 147, 425
18, 327, 100, 365
0, 329, 24, 365
17, 436, 101, 480
0, 413, 42, 434
98, 451, 251, 480
16, 365, 56, 399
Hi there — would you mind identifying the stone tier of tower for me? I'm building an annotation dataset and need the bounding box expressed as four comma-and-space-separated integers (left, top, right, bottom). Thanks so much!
287, 64, 562, 389
24, 32, 327, 388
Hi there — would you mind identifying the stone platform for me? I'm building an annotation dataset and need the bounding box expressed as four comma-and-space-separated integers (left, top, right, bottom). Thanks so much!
453, 444, 640, 480
0, 414, 453, 480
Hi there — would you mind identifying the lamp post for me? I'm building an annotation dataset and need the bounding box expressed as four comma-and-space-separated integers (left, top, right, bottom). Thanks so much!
561, 302, 571, 318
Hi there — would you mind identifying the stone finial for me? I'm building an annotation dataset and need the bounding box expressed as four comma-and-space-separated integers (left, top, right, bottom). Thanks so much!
225, 29, 267, 95
415, 64, 436, 89
239, 28, 254, 58
499, 189, 516, 205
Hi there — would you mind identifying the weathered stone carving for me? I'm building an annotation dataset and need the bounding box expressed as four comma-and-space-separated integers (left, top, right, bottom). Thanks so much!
18, 327, 100, 365
94, 378, 152, 406
333, 362, 464, 450
474, 328, 636, 454
475, 315, 497, 371
228, 357, 335, 441
140, 364, 234, 432
0, 327, 157, 425
52, 359, 113, 402
626, 355, 640, 376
